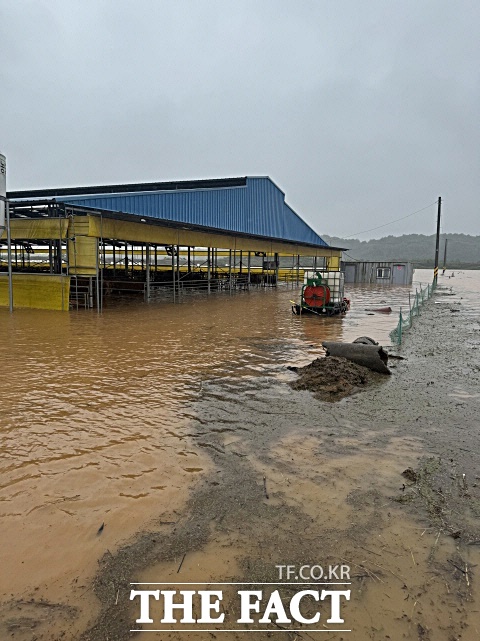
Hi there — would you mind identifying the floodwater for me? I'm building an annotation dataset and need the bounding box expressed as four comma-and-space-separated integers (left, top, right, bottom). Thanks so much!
1, 268, 479, 639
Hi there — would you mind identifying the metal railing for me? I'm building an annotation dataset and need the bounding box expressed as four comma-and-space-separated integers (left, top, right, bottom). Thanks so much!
389, 280, 437, 345
69, 291, 89, 310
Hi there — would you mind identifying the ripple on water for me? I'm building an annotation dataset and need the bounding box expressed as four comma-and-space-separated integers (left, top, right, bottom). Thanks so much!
1, 269, 479, 597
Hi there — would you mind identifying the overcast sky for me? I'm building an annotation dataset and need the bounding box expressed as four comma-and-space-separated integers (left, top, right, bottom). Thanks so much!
1, 0, 479, 238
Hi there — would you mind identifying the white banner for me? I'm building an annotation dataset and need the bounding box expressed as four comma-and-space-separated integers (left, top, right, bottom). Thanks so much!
0, 153, 6, 231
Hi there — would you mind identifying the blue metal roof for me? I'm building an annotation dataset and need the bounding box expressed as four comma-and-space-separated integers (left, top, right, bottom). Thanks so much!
10, 177, 329, 247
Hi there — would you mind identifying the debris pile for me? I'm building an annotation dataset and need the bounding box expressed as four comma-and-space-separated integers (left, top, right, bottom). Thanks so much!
289, 356, 371, 401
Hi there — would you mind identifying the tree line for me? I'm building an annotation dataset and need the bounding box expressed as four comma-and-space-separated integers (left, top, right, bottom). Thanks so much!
323, 233, 480, 268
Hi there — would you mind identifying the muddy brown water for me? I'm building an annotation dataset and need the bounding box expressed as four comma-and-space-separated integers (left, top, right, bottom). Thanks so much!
1, 269, 479, 640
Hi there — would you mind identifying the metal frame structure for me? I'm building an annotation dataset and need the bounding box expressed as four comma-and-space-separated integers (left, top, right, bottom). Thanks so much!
2, 180, 345, 311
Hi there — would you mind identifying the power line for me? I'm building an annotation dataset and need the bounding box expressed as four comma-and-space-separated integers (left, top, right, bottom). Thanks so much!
346, 201, 438, 238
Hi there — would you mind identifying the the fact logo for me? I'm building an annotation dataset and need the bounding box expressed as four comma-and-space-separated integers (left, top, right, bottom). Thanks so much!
130, 580, 351, 632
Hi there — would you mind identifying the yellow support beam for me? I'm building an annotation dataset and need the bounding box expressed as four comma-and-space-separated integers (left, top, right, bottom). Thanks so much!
1, 214, 342, 265
78, 214, 342, 259
0, 218, 69, 240
68, 236, 98, 275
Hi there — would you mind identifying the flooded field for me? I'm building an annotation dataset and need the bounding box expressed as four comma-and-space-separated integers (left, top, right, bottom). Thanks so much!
1, 269, 479, 640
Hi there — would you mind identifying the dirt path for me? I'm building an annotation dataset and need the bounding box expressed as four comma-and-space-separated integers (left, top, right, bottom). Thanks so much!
6, 292, 479, 640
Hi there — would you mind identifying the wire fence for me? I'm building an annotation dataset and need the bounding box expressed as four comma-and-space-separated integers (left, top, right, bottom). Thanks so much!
389, 280, 437, 346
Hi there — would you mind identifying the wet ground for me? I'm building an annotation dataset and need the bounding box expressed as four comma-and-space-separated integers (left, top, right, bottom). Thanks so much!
1, 270, 479, 640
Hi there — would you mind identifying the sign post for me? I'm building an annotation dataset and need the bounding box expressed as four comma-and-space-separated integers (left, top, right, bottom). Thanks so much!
0, 153, 13, 311
0, 153, 5, 232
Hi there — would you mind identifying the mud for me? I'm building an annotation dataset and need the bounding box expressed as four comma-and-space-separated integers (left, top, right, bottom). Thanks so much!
289, 355, 374, 400
75, 288, 480, 641
397, 456, 480, 544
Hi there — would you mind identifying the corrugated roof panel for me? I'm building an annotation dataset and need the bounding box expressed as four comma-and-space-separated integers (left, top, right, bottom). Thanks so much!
246, 177, 283, 238
43, 177, 328, 247
282, 203, 326, 246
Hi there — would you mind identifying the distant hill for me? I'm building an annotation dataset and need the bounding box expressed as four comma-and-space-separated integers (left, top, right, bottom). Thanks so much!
323, 233, 480, 268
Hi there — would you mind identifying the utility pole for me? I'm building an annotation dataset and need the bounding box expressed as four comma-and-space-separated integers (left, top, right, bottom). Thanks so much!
433, 196, 441, 284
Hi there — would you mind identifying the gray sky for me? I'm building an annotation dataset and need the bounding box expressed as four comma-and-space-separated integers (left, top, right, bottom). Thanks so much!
1, 0, 479, 239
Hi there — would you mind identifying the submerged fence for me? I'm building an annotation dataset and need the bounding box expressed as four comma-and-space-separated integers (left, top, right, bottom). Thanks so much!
389, 280, 437, 345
